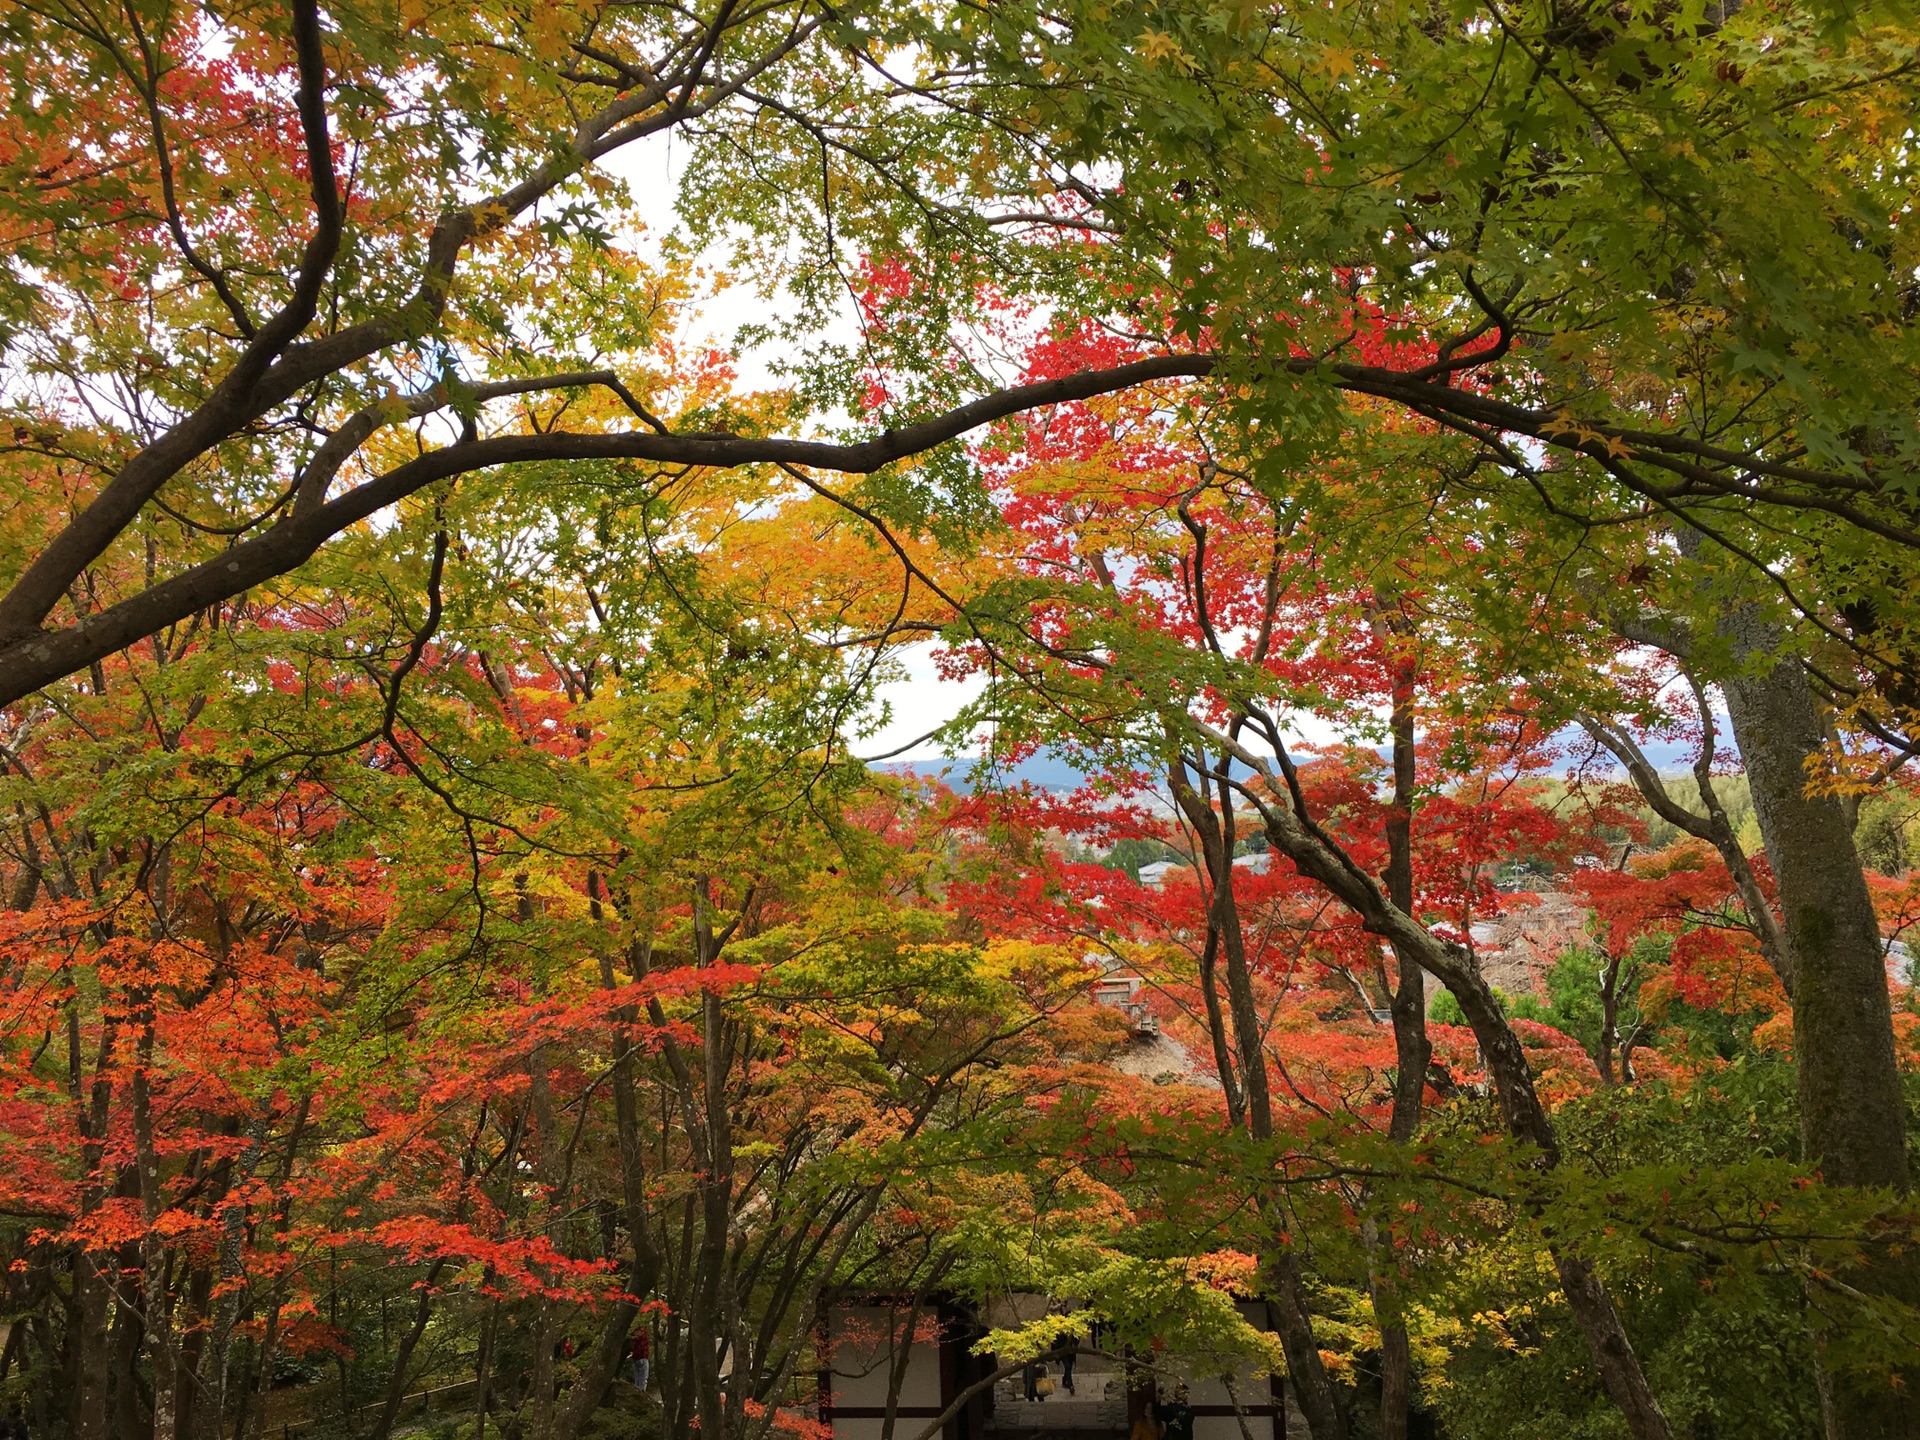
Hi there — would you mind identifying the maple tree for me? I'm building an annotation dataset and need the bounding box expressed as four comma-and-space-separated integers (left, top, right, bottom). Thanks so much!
788, 295, 1920, 1438
0, 428, 1190, 1440
5, 2, 1920, 1439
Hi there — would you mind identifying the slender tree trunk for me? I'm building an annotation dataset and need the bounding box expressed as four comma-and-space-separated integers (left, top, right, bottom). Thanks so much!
109, 1282, 146, 1440
245, 1310, 280, 1440
199, 1117, 269, 1440
1373, 666, 1425, 1440
1168, 753, 1347, 1440
552, 936, 668, 1440
473, 1296, 501, 1440
71, 996, 118, 1440
1596, 956, 1621, 1087
174, 1264, 214, 1440
522, 880, 563, 1440
684, 878, 744, 1440
132, 1016, 180, 1440
1198, 711, 1677, 1440
528, 1075, 560, 1440
879, 1287, 937, 1440
245, 1097, 311, 1440
71, 1253, 112, 1440
1195, 924, 1245, 1127
369, 1259, 448, 1440
1417, 946, 1675, 1440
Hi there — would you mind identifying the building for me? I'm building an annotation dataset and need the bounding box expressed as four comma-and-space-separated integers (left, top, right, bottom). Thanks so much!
818, 1297, 1289, 1440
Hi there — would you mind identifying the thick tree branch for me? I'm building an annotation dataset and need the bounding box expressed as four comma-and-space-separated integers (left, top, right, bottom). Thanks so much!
0, 0, 783, 649
0, 357, 1210, 707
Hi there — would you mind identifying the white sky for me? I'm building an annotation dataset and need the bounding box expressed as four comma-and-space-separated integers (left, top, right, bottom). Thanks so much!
603, 134, 990, 760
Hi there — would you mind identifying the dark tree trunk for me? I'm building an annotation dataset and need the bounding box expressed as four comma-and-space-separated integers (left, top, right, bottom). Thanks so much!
553, 938, 668, 1440
109, 1279, 147, 1440
1268, 1253, 1349, 1440
1195, 924, 1246, 1127
1167, 752, 1347, 1440
199, 1117, 269, 1440
71, 1253, 112, 1440
369, 1259, 447, 1440
1214, 718, 1676, 1440
1374, 665, 1426, 1440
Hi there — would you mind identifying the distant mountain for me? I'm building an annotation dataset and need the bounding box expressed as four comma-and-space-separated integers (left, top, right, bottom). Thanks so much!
1556, 730, 1732, 774
879, 750, 1093, 794
876, 732, 1723, 794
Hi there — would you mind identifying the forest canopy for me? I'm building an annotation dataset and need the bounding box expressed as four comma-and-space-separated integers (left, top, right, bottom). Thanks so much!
1, 2, 1918, 1440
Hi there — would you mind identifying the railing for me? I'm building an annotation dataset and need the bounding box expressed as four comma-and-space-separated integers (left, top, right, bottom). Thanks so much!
261, 1376, 481, 1440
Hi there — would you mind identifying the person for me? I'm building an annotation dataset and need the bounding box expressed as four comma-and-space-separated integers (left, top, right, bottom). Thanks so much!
1155, 1383, 1194, 1440
1051, 1334, 1079, 1396
1023, 1357, 1048, 1402
1128, 1406, 1163, 1440
627, 1327, 651, 1391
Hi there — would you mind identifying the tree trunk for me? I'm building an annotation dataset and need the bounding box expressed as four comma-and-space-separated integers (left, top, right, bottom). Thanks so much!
1373, 662, 1426, 1440
71, 997, 118, 1440
1718, 655, 1908, 1191
370, 1259, 447, 1440
1197, 714, 1676, 1440
71, 1253, 111, 1440
523, 879, 563, 1440
552, 939, 668, 1440
1167, 752, 1347, 1440
1717, 655, 1918, 1440
1268, 1253, 1349, 1440
198, 1117, 270, 1440
174, 1264, 214, 1440
1412, 933, 1676, 1439
132, 1018, 180, 1440
1195, 924, 1245, 1127
245, 1097, 311, 1440
473, 1297, 502, 1440
109, 1283, 146, 1440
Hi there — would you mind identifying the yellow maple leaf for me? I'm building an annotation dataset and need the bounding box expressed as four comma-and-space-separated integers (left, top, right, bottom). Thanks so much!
1320, 44, 1359, 79
1137, 29, 1192, 68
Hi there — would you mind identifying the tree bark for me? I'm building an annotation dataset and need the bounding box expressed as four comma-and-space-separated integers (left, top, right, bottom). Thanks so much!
1717, 655, 1919, 1440
1195, 924, 1246, 1128
1619, 573, 1916, 1432
198, 1116, 270, 1440
71, 1253, 112, 1440
1167, 751, 1347, 1440
1717, 654, 1908, 1191
108, 1282, 146, 1440
1373, 664, 1426, 1440
369, 1258, 448, 1440
1268, 1253, 1349, 1440
245, 1096, 311, 1440
1192, 715, 1676, 1440
132, 1017, 180, 1440
70, 995, 118, 1440
552, 938, 669, 1439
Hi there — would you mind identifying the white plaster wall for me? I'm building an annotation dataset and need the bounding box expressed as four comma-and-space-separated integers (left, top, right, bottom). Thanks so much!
829, 1305, 946, 1410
